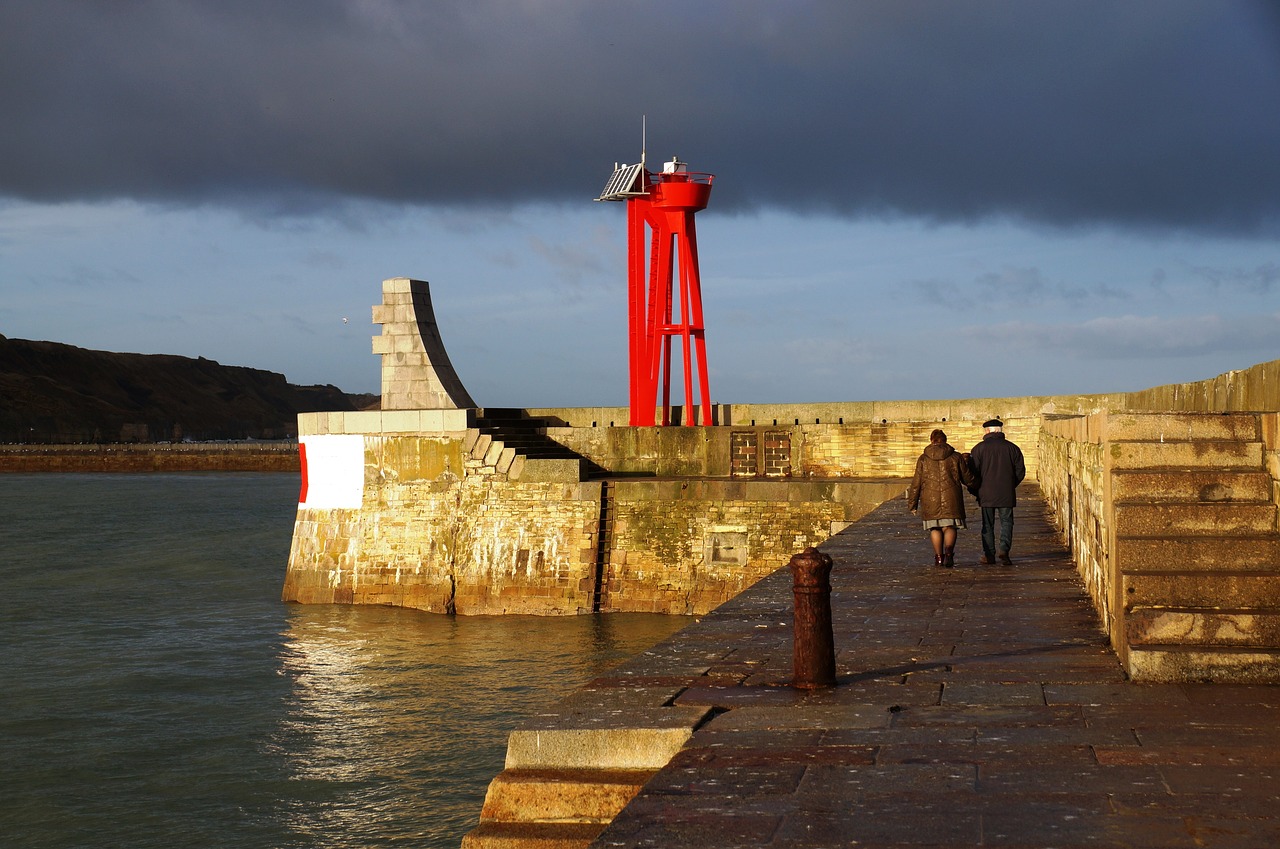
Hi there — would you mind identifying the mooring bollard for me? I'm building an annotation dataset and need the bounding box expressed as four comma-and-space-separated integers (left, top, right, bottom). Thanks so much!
789, 546, 836, 688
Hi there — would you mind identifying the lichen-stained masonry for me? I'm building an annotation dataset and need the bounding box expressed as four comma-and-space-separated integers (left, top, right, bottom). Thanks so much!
284, 278, 1280, 678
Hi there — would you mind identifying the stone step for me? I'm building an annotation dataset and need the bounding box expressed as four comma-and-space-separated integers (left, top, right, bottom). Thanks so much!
1123, 572, 1280, 609
1125, 646, 1280, 684
460, 820, 605, 849
1111, 469, 1273, 504
1126, 609, 1280, 649
1108, 440, 1264, 470
1113, 502, 1277, 537
1115, 536, 1280, 572
1104, 412, 1261, 443
503, 707, 708, 771
478, 768, 652, 823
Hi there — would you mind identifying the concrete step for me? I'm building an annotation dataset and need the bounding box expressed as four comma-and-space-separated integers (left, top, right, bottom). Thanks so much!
478, 768, 652, 823
1104, 412, 1261, 442
1111, 469, 1273, 504
460, 821, 605, 849
1124, 572, 1280, 609
1108, 440, 1264, 470
1115, 536, 1280, 572
1112, 502, 1277, 537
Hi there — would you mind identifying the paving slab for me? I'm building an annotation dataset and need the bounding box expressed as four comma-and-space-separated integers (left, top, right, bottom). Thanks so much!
586, 485, 1280, 848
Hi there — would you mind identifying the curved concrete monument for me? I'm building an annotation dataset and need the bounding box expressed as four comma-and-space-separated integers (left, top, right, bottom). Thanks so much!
372, 277, 476, 410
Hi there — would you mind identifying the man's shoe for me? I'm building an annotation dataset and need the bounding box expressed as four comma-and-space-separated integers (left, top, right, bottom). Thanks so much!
998, 552, 1013, 566
980, 555, 994, 565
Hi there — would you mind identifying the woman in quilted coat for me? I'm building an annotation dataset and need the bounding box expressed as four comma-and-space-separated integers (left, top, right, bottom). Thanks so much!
907, 429, 977, 567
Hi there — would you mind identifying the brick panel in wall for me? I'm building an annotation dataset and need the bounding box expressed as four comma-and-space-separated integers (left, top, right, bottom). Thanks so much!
762, 430, 791, 477
730, 431, 757, 478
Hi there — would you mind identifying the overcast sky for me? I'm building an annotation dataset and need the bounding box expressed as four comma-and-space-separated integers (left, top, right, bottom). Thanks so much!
2, 0, 1278, 406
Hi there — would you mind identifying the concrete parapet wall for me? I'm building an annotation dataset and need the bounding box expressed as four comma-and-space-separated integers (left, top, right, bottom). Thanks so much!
297, 408, 469, 435
525, 393, 1125, 431
543, 417, 1047, 480
1124, 358, 1280, 413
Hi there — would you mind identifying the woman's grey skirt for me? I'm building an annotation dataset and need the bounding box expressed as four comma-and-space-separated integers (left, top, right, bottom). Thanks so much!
922, 517, 966, 531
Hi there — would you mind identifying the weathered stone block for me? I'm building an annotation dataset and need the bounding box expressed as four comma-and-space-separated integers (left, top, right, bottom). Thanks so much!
296, 412, 326, 435
483, 439, 505, 467
344, 411, 382, 433
380, 410, 421, 433
1113, 503, 1276, 537
478, 768, 654, 824
1111, 469, 1272, 503
517, 458, 583, 482
1104, 412, 1261, 442
1126, 610, 1280, 647
1108, 440, 1264, 470
1115, 536, 1280, 572
1124, 573, 1280, 609
1126, 648, 1280, 684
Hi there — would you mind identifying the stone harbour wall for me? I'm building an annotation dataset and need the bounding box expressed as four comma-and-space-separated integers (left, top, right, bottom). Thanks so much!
542, 411, 1063, 482
603, 478, 904, 614
284, 390, 1127, 618
285, 429, 602, 615
283, 416, 906, 616
1038, 416, 1116, 645
0, 442, 299, 472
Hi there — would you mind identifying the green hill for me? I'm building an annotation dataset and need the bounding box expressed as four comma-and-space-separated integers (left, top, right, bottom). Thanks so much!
0, 335, 376, 443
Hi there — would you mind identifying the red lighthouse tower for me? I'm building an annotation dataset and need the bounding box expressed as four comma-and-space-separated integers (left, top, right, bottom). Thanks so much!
598, 152, 716, 426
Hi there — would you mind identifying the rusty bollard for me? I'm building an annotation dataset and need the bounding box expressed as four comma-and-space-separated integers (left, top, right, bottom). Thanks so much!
790, 546, 836, 688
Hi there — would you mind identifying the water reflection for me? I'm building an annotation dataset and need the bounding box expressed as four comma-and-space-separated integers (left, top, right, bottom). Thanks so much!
272, 606, 689, 848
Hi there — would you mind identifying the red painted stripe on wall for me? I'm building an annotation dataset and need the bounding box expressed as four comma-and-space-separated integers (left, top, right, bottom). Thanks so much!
298, 441, 309, 504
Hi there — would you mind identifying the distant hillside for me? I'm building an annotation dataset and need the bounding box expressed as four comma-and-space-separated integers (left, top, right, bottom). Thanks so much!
0, 335, 378, 443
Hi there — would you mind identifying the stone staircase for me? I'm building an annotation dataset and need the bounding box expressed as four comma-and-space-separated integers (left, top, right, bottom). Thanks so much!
459, 685, 707, 849
469, 408, 604, 482
1108, 412, 1280, 682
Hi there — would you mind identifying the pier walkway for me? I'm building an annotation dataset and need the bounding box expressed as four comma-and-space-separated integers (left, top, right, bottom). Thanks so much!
474, 485, 1280, 848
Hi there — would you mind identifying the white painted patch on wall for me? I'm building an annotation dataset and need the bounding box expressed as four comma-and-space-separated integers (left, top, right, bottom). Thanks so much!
300, 434, 365, 509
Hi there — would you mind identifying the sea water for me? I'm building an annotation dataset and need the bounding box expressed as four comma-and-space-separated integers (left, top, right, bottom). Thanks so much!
0, 473, 689, 849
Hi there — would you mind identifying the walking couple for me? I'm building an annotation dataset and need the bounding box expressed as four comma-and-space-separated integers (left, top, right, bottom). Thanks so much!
906, 419, 1025, 567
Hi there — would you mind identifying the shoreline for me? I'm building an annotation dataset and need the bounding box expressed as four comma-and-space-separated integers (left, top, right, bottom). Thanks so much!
0, 443, 300, 473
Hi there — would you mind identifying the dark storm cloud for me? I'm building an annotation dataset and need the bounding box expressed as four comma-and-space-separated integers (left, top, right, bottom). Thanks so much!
3, 0, 1279, 233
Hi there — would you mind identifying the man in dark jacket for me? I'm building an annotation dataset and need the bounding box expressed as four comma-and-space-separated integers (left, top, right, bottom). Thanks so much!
968, 418, 1025, 565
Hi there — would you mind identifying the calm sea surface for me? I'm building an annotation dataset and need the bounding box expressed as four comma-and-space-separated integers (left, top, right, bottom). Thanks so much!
1, 473, 690, 849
